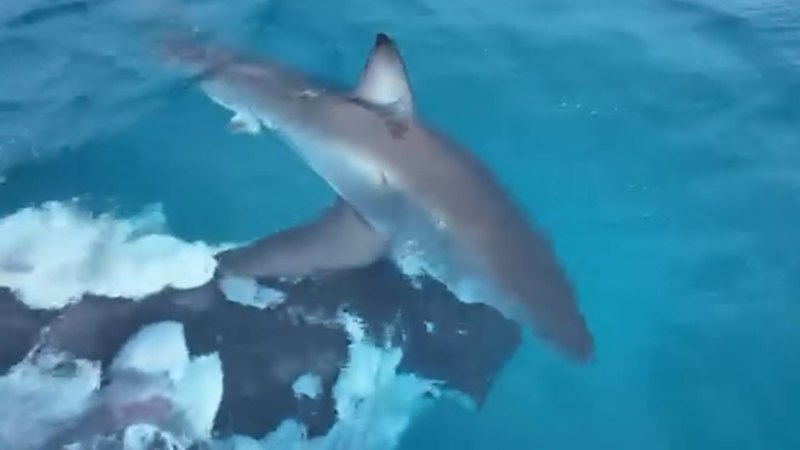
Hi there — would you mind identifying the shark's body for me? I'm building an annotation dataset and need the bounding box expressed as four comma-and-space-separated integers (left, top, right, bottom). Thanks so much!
164, 33, 593, 361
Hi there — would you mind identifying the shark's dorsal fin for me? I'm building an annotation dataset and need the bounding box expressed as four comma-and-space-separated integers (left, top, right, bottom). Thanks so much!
354, 33, 413, 115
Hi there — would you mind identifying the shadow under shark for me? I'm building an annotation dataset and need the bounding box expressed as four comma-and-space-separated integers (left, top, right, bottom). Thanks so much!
0, 253, 520, 444
161, 32, 594, 362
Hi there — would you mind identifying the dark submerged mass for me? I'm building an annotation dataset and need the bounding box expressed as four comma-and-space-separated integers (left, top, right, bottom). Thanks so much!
0, 258, 520, 439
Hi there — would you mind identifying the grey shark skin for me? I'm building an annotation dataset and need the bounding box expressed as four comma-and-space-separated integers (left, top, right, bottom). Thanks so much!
163, 33, 594, 362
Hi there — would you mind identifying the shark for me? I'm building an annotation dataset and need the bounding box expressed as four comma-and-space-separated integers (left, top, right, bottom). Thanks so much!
162, 32, 594, 362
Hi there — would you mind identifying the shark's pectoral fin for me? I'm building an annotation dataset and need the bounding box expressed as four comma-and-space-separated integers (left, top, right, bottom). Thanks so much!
354, 33, 414, 116
215, 198, 388, 279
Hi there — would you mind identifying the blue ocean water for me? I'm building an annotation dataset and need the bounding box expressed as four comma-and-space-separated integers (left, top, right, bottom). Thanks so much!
1, 0, 799, 449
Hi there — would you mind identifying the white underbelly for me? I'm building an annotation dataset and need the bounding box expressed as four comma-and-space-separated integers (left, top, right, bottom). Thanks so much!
283, 131, 409, 235
279, 128, 513, 313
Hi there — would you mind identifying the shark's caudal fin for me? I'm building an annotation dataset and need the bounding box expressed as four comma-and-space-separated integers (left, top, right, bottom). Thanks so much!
215, 198, 387, 279
354, 33, 414, 115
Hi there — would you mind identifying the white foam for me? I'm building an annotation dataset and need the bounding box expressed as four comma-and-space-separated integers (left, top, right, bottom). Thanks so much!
0, 201, 442, 450
0, 201, 219, 309
392, 241, 428, 289
110, 321, 224, 442
121, 424, 185, 450
0, 352, 101, 450
0, 317, 225, 449
332, 335, 405, 421
319, 313, 440, 450
219, 275, 286, 309
292, 373, 322, 400
173, 352, 225, 439
111, 321, 190, 382
212, 312, 440, 450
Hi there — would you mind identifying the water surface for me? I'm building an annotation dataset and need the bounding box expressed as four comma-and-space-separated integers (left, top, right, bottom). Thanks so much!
1, 0, 799, 449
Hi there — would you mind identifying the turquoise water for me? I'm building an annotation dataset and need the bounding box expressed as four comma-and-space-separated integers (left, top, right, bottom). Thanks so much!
2, 0, 799, 448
